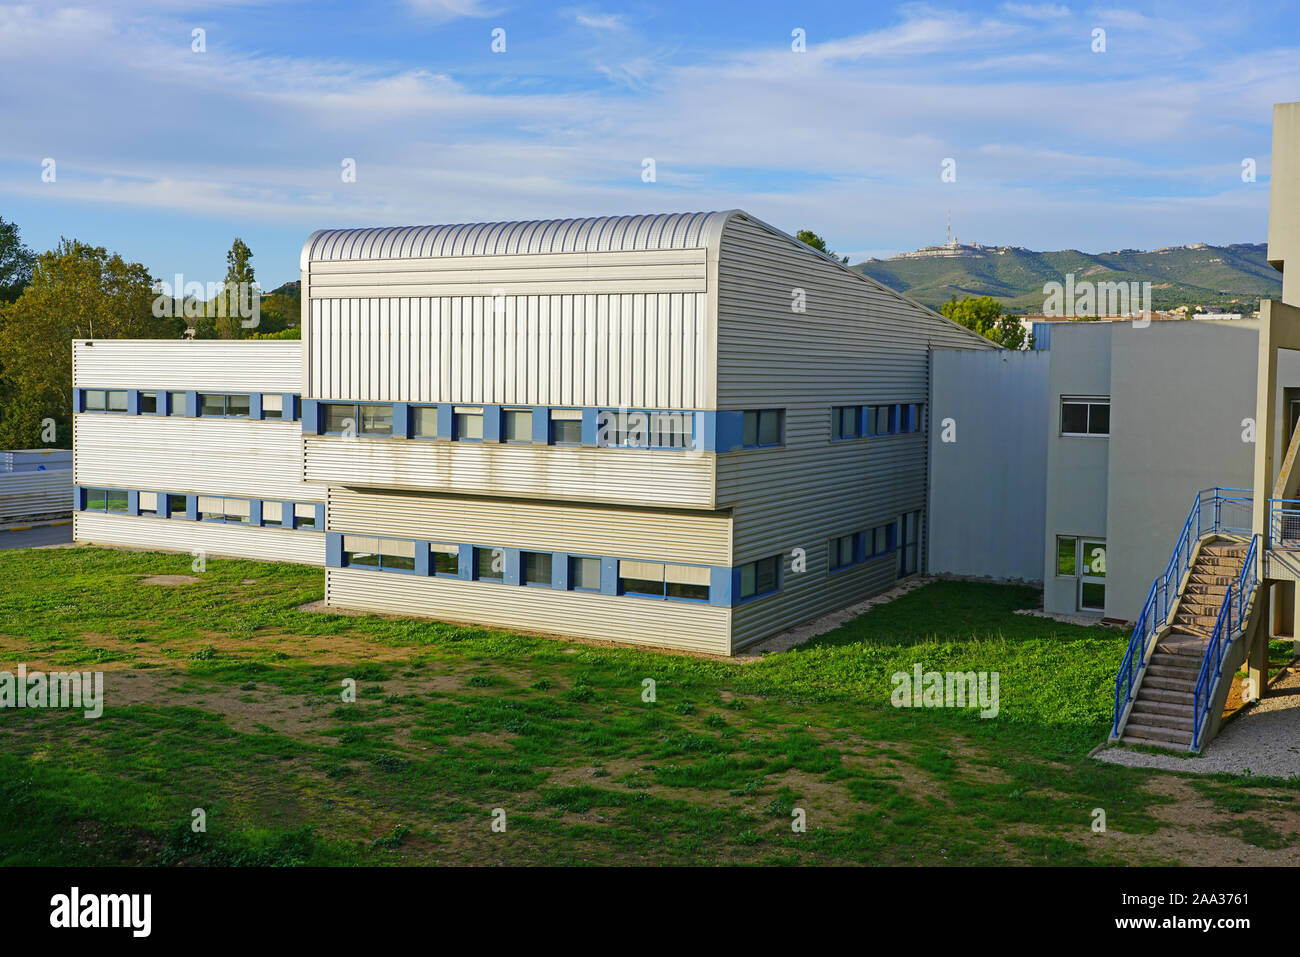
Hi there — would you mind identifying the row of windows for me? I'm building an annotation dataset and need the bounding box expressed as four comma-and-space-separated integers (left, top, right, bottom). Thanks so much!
81, 389, 294, 420
320, 403, 692, 449
338, 537, 711, 602
828, 522, 898, 571
831, 403, 925, 440
79, 488, 321, 529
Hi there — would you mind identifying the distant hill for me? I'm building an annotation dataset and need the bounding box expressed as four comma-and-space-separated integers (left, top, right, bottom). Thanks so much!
854, 242, 1280, 313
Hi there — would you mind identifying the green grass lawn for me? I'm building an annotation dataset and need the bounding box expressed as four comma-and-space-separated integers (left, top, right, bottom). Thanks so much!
1, 545, 1297, 866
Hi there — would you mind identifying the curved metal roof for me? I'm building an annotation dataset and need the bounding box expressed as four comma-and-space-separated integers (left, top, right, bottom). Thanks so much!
302, 211, 736, 265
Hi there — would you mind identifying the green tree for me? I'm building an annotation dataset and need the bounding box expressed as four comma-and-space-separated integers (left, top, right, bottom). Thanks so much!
0, 216, 35, 302
213, 238, 258, 339
796, 229, 849, 264
939, 294, 1028, 350
0, 239, 178, 448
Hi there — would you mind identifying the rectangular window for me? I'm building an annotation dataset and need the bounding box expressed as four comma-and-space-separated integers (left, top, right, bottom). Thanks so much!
197, 496, 249, 523
475, 547, 504, 581
82, 488, 107, 510
868, 524, 893, 558
342, 536, 416, 572
139, 391, 157, 414
455, 408, 484, 441
413, 406, 438, 439
550, 410, 583, 445
167, 493, 187, 518
829, 534, 858, 571
503, 409, 533, 443
742, 409, 783, 449
1061, 397, 1109, 436
138, 491, 158, 516
908, 404, 925, 433
262, 501, 283, 527
867, 405, 896, 436
1056, 536, 1077, 576
324, 403, 355, 434
199, 393, 224, 416
169, 391, 187, 415
294, 503, 317, 530
831, 406, 860, 440
739, 555, 780, 600
522, 551, 552, 586
570, 556, 601, 591
262, 394, 283, 419
84, 390, 106, 412
431, 544, 459, 577
359, 404, 392, 436
106, 390, 128, 412
227, 393, 250, 417
898, 511, 920, 578
618, 560, 709, 601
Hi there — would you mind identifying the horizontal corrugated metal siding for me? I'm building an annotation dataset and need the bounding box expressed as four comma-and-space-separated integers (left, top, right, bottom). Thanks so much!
73, 512, 325, 565
0, 469, 72, 521
325, 568, 730, 654
72, 340, 302, 391
328, 487, 731, 565
309, 249, 706, 298
305, 438, 715, 509
75, 415, 321, 501
304, 212, 728, 261
714, 214, 993, 648
307, 291, 710, 409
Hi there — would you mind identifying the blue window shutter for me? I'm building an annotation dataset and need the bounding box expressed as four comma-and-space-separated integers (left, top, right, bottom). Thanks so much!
126, 390, 140, 415
599, 556, 619, 595
503, 548, 521, 585
185, 494, 198, 521
392, 402, 411, 439
300, 399, 319, 435
249, 393, 263, 420
283, 393, 298, 421
709, 566, 733, 607
127, 490, 140, 516
249, 500, 263, 526
414, 541, 431, 576
532, 406, 549, 444
314, 504, 325, 530
482, 404, 503, 442
73, 388, 83, 413
185, 391, 198, 418
551, 552, 568, 589
457, 544, 474, 580
325, 532, 343, 567
581, 408, 599, 446
74, 485, 85, 510
717, 411, 745, 452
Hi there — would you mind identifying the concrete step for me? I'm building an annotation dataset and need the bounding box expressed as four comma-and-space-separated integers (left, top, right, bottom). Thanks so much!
1156, 633, 1210, 656
1128, 707, 1194, 731
1131, 699, 1192, 719
1179, 598, 1226, 616
1147, 661, 1200, 681
1143, 673, 1199, 692
1122, 722, 1193, 747
1200, 543, 1249, 557
1139, 687, 1195, 705
1187, 573, 1235, 586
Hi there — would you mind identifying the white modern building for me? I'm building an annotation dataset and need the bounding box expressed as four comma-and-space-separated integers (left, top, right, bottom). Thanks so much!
72, 211, 993, 655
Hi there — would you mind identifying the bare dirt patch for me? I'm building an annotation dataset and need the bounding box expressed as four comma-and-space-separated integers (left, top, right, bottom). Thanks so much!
141, 575, 201, 586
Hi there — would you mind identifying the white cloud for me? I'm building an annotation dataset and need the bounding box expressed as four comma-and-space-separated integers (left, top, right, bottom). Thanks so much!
576, 11, 624, 31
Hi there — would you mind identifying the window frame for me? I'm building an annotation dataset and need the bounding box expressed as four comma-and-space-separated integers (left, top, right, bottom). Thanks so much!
741, 409, 784, 450
738, 555, 781, 601
1060, 397, 1110, 437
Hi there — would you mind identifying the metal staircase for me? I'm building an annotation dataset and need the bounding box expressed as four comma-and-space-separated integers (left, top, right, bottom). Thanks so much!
1111, 488, 1260, 752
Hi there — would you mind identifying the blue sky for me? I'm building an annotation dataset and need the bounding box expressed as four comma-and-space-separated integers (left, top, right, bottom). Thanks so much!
1, 0, 1297, 287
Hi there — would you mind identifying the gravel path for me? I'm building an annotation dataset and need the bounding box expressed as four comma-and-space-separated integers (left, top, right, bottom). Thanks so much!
1097, 666, 1300, 778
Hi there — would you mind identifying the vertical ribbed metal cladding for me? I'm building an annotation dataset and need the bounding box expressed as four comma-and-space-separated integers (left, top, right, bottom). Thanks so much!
302, 212, 734, 263
713, 212, 997, 650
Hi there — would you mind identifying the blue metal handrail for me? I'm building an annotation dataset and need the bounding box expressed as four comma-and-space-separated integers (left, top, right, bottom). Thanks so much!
1191, 534, 1259, 750
1112, 487, 1253, 739
1268, 498, 1300, 549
